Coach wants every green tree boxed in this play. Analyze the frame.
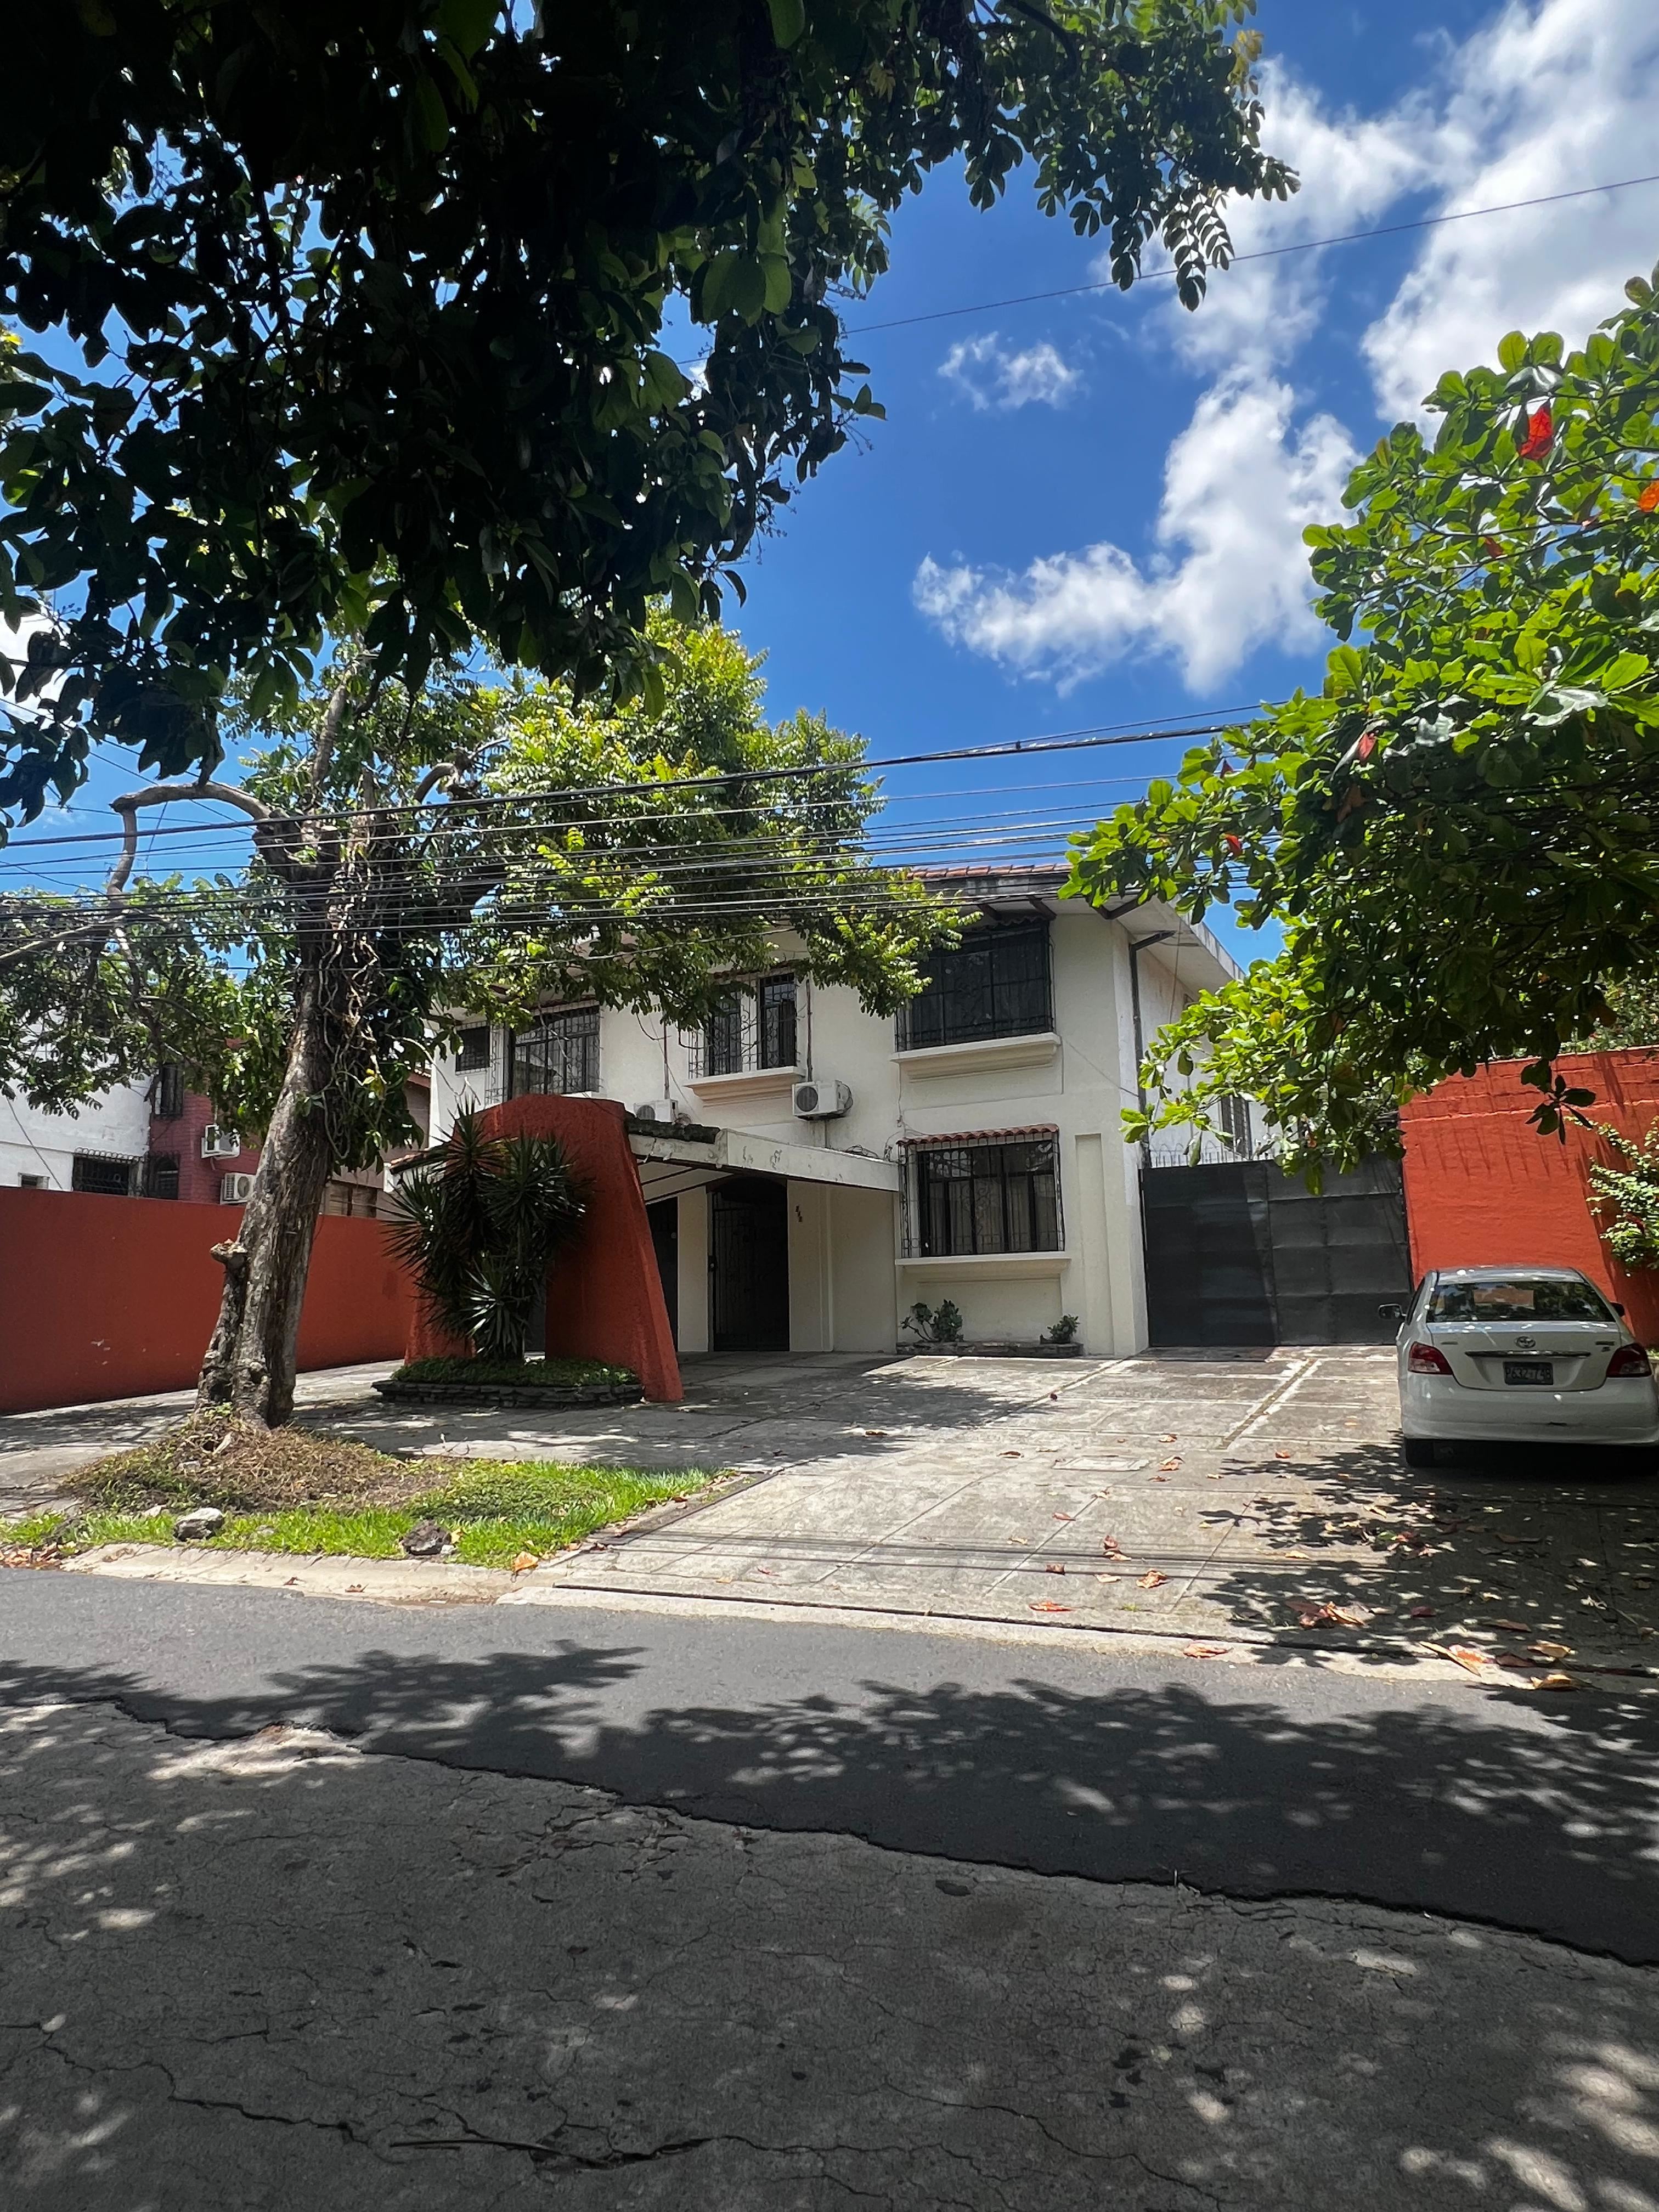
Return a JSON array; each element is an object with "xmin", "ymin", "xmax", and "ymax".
[
  {"xmin": 0, "ymin": 0, "xmax": 1290, "ymax": 802},
  {"xmin": 1, "ymin": 623, "xmax": 945, "ymax": 1423},
  {"xmin": 1069, "ymin": 269, "xmax": 1659, "ymax": 1173}
]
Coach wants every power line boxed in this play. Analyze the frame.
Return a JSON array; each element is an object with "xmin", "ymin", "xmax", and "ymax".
[
  {"xmin": 0, "ymin": 715, "xmax": 1239, "ymax": 857},
  {"xmin": 840, "ymin": 171, "xmax": 1659, "ymax": 338}
]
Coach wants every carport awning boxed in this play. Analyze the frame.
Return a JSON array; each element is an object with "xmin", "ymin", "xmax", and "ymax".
[{"xmin": 630, "ymin": 1126, "xmax": 900, "ymax": 1197}]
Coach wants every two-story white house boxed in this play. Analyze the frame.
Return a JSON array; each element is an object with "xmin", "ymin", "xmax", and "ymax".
[{"xmin": 426, "ymin": 865, "xmax": 1250, "ymax": 1362}]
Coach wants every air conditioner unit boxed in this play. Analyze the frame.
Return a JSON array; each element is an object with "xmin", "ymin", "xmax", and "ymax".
[
  {"xmin": 792, "ymin": 1077, "xmax": 852, "ymax": 1120},
  {"xmin": 201, "ymin": 1124, "xmax": 242, "ymax": 1159},
  {"xmin": 633, "ymin": 1100, "xmax": 675, "ymax": 1125},
  {"xmin": 221, "ymin": 1171, "xmax": 257, "ymax": 1204}
]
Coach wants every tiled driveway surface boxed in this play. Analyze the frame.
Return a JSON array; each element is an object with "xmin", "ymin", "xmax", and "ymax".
[{"xmin": 7, "ymin": 1347, "xmax": 1657, "ymax": 1662}]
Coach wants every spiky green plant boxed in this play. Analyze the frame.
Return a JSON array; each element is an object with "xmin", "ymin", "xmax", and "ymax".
[{"xmin": 386, "ymin": 1110, "xmax": 586, "ymax": 1361}]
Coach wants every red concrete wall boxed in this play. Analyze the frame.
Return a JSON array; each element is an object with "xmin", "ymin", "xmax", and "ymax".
[
  {"xmin": 1401, "ymin": 1049, "xmax": 1659, "ymax": 1343},
  {"xmin": 0, "ymin": 1189, "xmax": 416, "ymax": 1414},
  {"xmin": 404, "ymin": 1095, "xmax": 682, "ymax": 1403}
]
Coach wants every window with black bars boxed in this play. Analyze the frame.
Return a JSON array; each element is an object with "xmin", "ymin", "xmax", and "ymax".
[
  {"xmin": 142, "ymin": 1154, "xmax": 180, "ymax": 1200},
  {"xmin": 72, "ymin": 1154, "xmax": 137, "ymax": 1197},
  {"xmin": 896, "ymin": 919, "xmax": 1052, "ymax": 1051},
  {"xmin": 155, "ymin": 1063, "xmax": 185, "ymax": 1120},
  {"xmin": 454, "ymin": 1025, "xmax": 492, "ymax": 1073},
  {"xmin": 685, "ymin": 973, "xmax": 798, "ymax": 1079},
  {"xmin": 904, "ymin": 1135, "xmax": 1063, "ymax": 1258},
  {"xmin": 511, "ymin": 1007, "xmax": 600, "ymax": 1097}
]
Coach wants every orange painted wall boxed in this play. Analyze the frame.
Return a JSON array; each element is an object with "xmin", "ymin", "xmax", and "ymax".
[
  {"xmin": 1401, "ymin": 1049, "xmax": 1659, "ymax": 1342},
  {"xmin": 404, "ymin": 1094, "xmax": 682, "ymax": 1403},
  {"xmin": 0, "ymin": 1190, "xmax": 417, "ymax": 1414}
]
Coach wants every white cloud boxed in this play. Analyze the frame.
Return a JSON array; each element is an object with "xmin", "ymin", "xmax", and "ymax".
[
  {"xmin": 915, "ymin": 377, "xmax": 1356, "ymax": 692},
  {"xmin": 916, "ymin": 0, "xmax": 1659, "ymax": 693},
  {"xmin": 938, "ymin": 332, "xmax": 1079, "ymax": 410},
  {"xmin": 1362, "ymin": 0, "xmax": 1659, "ymax": 421}
]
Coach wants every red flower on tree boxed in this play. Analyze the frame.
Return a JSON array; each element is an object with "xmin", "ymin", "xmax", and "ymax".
[
  {"xmin": 1356, "ymin": 729, "xmax": 1379, "ymax": 763},
  {"xmin": 1516, "ymin": 404, "xmax": 1554, "ymax": 460},
  {"xmin": 1638, "ymin": 480, "xmax": 1659, "ymax": 513},
  {"xmin": 1224, "ymin": 834, "xmax": 1244, "ymax": 855}
]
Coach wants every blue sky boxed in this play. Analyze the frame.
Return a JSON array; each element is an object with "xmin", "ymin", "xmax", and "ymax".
[
  {"xmin": 14, "ymin": 0, "xmax": 1659, "ymax": 965},
  {"xmin": 716, "ymin": 0, "xmax": 1659, "ymax": 960}
]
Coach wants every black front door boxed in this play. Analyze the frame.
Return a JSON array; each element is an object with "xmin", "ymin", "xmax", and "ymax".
[
  {"xmin": 646, "ymin": 1198, "xmax": 679, "ymax": 1345},
  {"xmin": 709, "ymin": 1179, "xmax": 790, "ymax": 1352}
]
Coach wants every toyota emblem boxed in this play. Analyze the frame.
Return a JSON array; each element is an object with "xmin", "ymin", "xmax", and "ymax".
[{"xmin": 1514, "ymin": 1334, "xmax": 1537, "ymax": 1351}]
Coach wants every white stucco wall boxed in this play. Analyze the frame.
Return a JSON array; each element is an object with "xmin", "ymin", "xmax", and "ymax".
[
  {"xmin": 0, "ymin": 1080, "xmax": 154, "ymax": 1191},
  {"xmin": 423, "ymin": 893, "xmax": 1236, "ymax": 1359}
]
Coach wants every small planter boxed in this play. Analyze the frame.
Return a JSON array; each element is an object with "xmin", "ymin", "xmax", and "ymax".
[
  {"xmin": 373, "ymin": 1379, "xmax": 644, "ymax": 1410},
  {"xmin": 896, "ymin": 1340, "xmax": 1084, "ymax": 1360}
]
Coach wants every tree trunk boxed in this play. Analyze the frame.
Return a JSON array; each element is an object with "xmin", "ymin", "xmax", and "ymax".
[{"xmin": 196, "ymin": 977, "xmax": 338, "ymax": 1427}]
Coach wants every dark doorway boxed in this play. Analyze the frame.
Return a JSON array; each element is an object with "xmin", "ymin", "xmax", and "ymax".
[
  {"xmin": 1142, "ymin": 1156, "xmax": 1412, "ymax": 1346},
  {"xmin": 646, "ymin": 1198, "xmax": 679, "ymax": 1346},
  {"xmin": 709, "ymin": 1178, "xmax": 790, "ymax": 1352}
]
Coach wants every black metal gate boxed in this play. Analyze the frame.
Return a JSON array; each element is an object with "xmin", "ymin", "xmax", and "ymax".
[
  {"xmin": 1142, "ymin": 1157, "xmax": 1412, "ymax": 1347},
  {"xmin": 709, "ymin": 1178, "xmax": 790, "ymax": 1352}
]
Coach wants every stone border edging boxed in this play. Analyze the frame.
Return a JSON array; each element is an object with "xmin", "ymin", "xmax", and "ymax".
[{"xmin": 371, "ymin": 1379, "xmax": 643, "ymax": 1409}]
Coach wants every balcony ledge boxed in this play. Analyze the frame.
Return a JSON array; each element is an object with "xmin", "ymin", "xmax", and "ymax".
[
  {"xmin": 894, "ymin": 1031, "xmax": 1060, "ymax": 1079},
  {"xmin": 687, "ymin": 1065, "xmax": 800, "ymax": 1103},
  {"xmin": 897, "ymin": 1250, "xmax": 1070, "ymax": 1280}
]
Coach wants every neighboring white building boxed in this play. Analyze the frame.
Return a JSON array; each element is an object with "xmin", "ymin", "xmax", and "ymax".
[
  {"xmin": 0, "ymin": 1077, "xmax": 155, "ymax": 1193},
  {"xmin": 426, "ymin": 866, "xmax": 1251, "ymax": 1361}
]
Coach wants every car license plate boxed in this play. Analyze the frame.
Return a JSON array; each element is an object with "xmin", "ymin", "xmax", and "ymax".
[{"xmin": 1504, "ymin": 1361, "xmax": 1553, "ymax": 1386}]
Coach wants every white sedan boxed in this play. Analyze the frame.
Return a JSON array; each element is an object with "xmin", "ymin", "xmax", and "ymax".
[{"xmin": 1383, "ymin": 1266, "xmax": 1659, "ymax": 1467}]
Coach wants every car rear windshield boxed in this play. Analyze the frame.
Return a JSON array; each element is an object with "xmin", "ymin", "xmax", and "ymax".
[{"xmin": 1427, "ymin": 1277, "xmax": 1615, "ymax": 1324}]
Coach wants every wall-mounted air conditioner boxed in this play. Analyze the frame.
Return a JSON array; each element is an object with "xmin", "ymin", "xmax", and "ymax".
[
  {"xmin": 221, "ymin": 1171, "xmax": 257, "ymax": 1204},
  {"xmin": 792, "ymin": 1077, "xmax": 851, "ymax": 1120},
  {"xmin": 201, "ymin": 1124, "xmax": 241, "ymax": 1159},
  {"xmin": 633, "ymin": 1100, "xmax": 675, "ymax": 1125}
]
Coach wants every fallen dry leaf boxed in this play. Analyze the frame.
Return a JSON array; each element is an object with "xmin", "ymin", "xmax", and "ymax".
[
  {"xmin": 1152, "ymin": 1475, "xmax": 1169, "ymax": 1483},
  {"xmin": 1273, "ymin": 1449, "xmax": 1294, "ymax": 1461},
  {"xmin": 1486, "ymin": 1618, "xmax": 1530, "ymax": 1632},
  {"xmin": 344, "ymin": 1583, "xmax": 364, "ymax": 1594},
  {"xmin": 1442, "ymin": 1645, "xmax": 1498, "ymax": 1678},
  {"xmin": 1138, "ymin": 1570, "xmax": 1168, "ymax": 1590},
  {"xmin": 510, "ymin": 1553, "xmax": 539, "ymax": 1574},
  {"xmin": 1002, "ymin": 1451, "xmax": 1022, "ymax": 1458},
  {"xmin": 1029, "ymin": 1599, "xmax": 1073, "ymax": 1614},
  {"xmin": 1408, "ymin": 1605, "xmax": 1437, "ymax": 1620},
  {"xmin": 1053, "ymin": 1512, "xmax": 1074, "ymax": 1522},
  {"xmin": 1101, "ymin": 1538, "xmax": 1125, "ymax": 1559},
  {"xmin": 1161, "ymin": 1434, "xmax": 1178, "ymax": 1443},
  {"xmin": 1528, "ymin": 1672, "xmax": 1582, "ymax": 1692},
  {"xmin": 862, "ymin": 1429, "xmax": 889, "ymax": 1438},
  {"xmin": 1159, "ymin": 1457, "xmax": 1182, "ymax": 1472},
  {"xmin": 1183, "ymin": 1643, "xmax": 1227, "ymax": 1659},
  {"xmin": 1045, "ymin": 1562, "xmax": 1066, "ymax": 1576},
  {"xmin": 1530, "ymin": 1640, "xmax": 1574, "ymax": 1661}
]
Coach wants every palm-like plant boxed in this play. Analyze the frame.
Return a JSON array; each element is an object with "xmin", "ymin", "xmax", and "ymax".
[{"xmin": 386, "ymin": 1110, "xmax": 586, "ymax": 1362}]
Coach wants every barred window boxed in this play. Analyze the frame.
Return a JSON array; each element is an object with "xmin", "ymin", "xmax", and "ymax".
[
  {"xmin": 72, "ymin": 1154, "xmax": 137, "ymax": 1197},
  {"xmin": 156, "ymin": 1062, "xmax": 185, "ymax": 1120},
  {"xmin": 142, "ymin": 1154, "xmax": 180, "ymax": 1200},
  {"xmin": 686, "ymin": 973, "xmax": 798, "ymax": 1079},
  {"xmin": 454, "ymin": 1025, "xmax": 492, "ymax": 1073},
  {"xmin": 907, "ymin": 1135, "xmax": 1062, "ymax": 1257},
  {"xmin": 511, "ymin": 1007, "xmax": 600, "ymax": 1097},
  {"xmin": 897, "ymin": 919, "xmax": 1052, "ymax": 1051}
]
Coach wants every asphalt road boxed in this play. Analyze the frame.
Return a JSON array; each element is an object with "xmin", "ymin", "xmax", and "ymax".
[{"xmin": 4, "ymin": 1567, "xmax": 1657, "ymax": 1963}]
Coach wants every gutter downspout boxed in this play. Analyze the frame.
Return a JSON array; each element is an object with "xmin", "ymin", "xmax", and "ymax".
[{"xmin": 1125, "ymin": 930, "xmax": 1175, "ymax": 1161}]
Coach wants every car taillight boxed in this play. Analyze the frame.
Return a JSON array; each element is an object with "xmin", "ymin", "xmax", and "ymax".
[
  {"xmin": 1607, "ymin": 1343, "xmax": 1653, "ymax": 1378},
  {"xmin": 1408, "ymin": 1341, "xmax": 1453, "ymax": 1375}
]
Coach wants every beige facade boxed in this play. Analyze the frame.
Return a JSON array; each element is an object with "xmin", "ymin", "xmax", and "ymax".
[{"xmin": 427, "ymin": 870, "xmax": 1244, "ymax": 1360}]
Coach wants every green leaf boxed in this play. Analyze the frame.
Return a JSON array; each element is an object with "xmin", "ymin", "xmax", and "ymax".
[
  {"xmin": 766, "ymin": 0, "xmax": 806, "ymax": 48},
  {"xmin": 437, "ymin": 0, "xmax": 496, "ymax": 58},
  {"xmin": 412, "ymin": 75, "xmax": 449, "ymax": 153}
]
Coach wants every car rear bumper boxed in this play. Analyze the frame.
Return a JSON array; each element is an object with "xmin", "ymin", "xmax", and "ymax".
[{"xmin": 1402, "ymin": 1373, "xmax": 1659, "ymax": 1446}]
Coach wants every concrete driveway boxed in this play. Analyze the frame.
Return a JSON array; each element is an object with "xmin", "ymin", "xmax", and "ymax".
[
  {"xmin": 509, "ymin": 1346, "xmax": 1659, "ymax": 1671},
  {"xmin": 6, "ymin": 1347, "xmax": 1657, "ymax": 1667}
]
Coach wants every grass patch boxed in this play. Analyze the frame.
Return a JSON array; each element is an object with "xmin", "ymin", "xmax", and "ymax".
[
  {"xmin": 387, "ymin": 1355, "xmax": 637, "ymax": 1389},
  {"xmin": 16, "ymin": 1416, "xmax": 720, "ymax": 1571}
]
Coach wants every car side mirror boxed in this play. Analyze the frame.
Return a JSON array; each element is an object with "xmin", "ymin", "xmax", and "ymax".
[{"xmin": 1377, "ymin": 1304, "xmax": 1405, "ymax": 1323}]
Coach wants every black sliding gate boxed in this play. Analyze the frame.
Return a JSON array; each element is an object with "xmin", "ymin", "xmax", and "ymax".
[{"xmin": 1142, "ymin": 1156, "xmax": 1412, "ymax": 1347}]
